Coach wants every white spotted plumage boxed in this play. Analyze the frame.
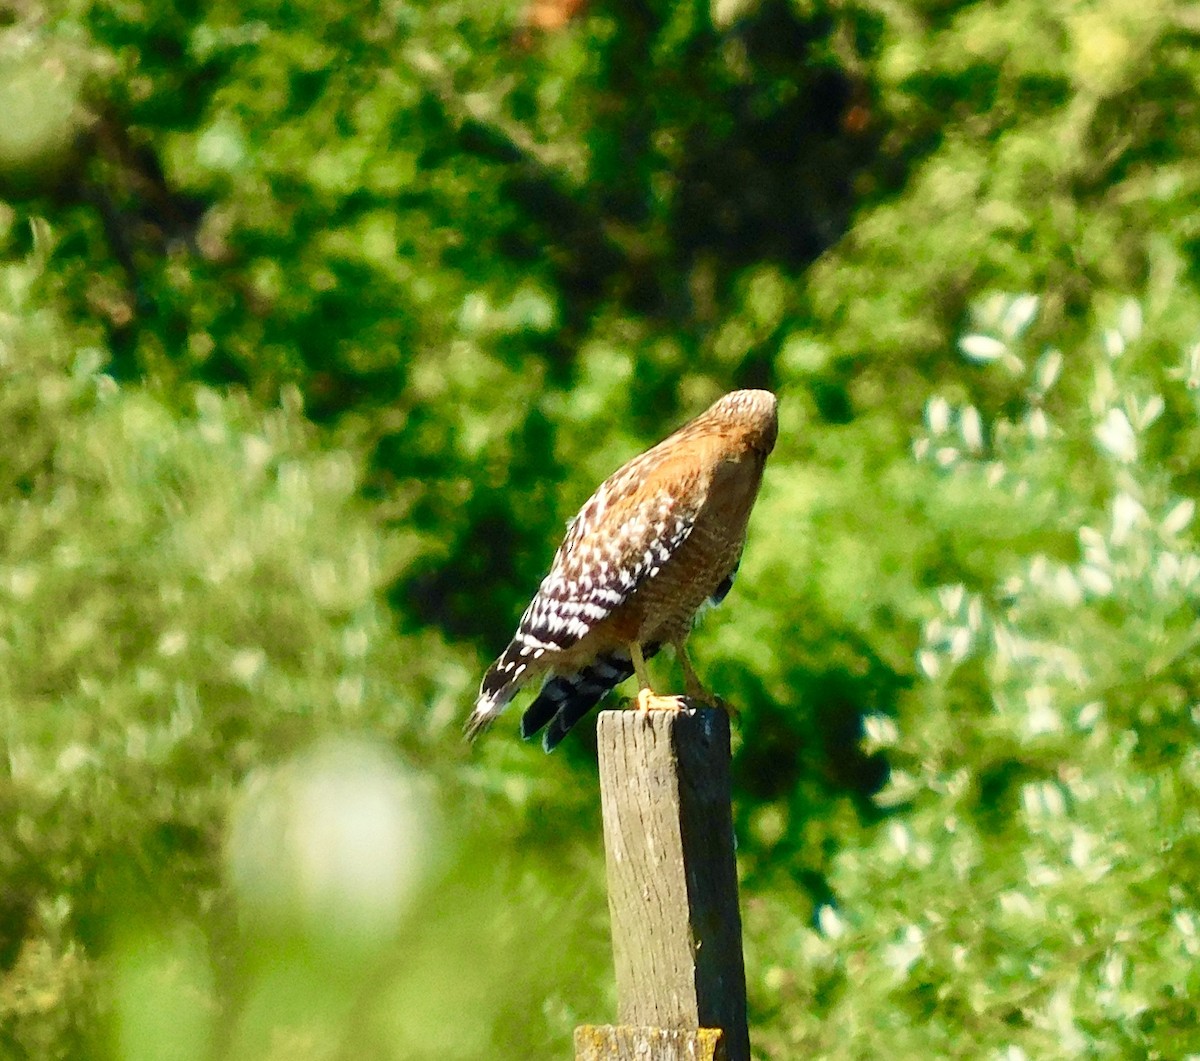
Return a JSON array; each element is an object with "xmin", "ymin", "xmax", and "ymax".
[
  {"xmin": 510, "ymin": 487, "xmax": 696, "ymax": 656},
  {"xmin": 465, "ymin": 388, "xmax": 778, "ymax": 748}
]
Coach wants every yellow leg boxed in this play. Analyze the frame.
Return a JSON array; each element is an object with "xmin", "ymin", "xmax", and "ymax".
[
  {"xmin": 673, "ymin": 639, "xmax": 710, "ymax": 701},
  {"xmin": 629, "ymin": 642, "xmax": 687, "ymax": 713},
  {"xmin": 672, "ymin": 638, "xmax": 739, "ymax": 721}
]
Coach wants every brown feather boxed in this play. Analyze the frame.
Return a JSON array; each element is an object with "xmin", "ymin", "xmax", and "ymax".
[{"xmin": 466, "ymin": 388, "xmax": 778, "ymax": 744}]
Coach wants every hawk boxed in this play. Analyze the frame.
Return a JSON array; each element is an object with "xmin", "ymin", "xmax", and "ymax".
[{"xmin": 465, "ymin": 388, "xmax": 778, "ymax": 750}]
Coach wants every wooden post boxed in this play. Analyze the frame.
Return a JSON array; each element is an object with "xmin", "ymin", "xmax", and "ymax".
[
  {"xmin": 574, "ymin": 1026, "xmax": 726, "ymax": 1060},
  {"xmin": 575, "ymin": 708, "xmax": 750, "ymax": 1061}
]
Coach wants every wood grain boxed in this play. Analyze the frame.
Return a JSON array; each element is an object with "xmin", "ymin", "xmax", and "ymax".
[
  {"xmin": 574, "ymin": 1025, "xmax": 727, "ymax": 1061},
  {"xmin": 594, "ymin": 708, "xmax": 749, "ymax": 1061}
]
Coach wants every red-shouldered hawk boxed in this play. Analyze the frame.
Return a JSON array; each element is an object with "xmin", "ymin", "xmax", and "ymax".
[{"xmin": 465, "ymin": 389, "xmax": 778, "ymax": 750}]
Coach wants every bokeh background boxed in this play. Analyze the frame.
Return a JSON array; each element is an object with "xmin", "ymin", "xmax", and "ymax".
[{"xmin": 4, "ymin": 0, "xmax": 1200, "ymax": 1057}]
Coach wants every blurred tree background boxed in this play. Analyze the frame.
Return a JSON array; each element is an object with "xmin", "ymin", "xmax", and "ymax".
[{"xmin": 4, "ymin": 0, "xmax": 1200, "ymax": 1056}]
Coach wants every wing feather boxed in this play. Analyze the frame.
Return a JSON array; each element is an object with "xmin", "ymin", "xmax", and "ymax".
[
  {"xmin": 513, "ymin": 453, "xmax": 706, "ymax": 654},
  {"xmin": 467, "ymin": 430, "xmax": 713, "ymax": 741}
]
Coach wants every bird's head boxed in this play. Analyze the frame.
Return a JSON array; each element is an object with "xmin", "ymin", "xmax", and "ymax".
[{"xmin": 707, "ymin": 389, "xmax": 779, "ymax": 457}]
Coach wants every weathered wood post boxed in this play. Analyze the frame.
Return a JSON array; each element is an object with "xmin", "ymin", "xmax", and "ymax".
[{"xmin": 574, "ymin": 708, "xmax": 750, "ymax": 1061}]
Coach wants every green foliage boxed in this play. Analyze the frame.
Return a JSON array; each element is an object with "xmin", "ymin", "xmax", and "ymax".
[
  {"xmin": 0, "ymin": 222, "xmax": 474, "ymax": 1057},
  {"xmin": 750, "ymin": 292, "xmax": 1200, "ymax": 1057},
  {"xmin": 3, "ymin": 0, "xmax": 1200, "ymax": 1057}
]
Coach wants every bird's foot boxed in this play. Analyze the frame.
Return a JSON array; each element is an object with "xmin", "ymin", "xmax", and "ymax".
[
  {"xmin": 635, "ymin": 688, "xmax": 689, "ymax": 713},
  {"xmin": 680, "ymin": 682, "xmax": 741, "ymax": 724},
  {"xmin": 709, "ymin": 693, "xmax": 741, "ymax": 724}
]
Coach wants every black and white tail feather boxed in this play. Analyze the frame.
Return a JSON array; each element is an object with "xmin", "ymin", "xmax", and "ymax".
[
  {"xmin": 463, "ymin": 643, "xmax": 533, "ymax": 743},
  {"xmin": 519, "ymin": 643, "xmax": 662, "ymax": 751},
  {"xmin": 464, "ymin": 475, "xmax": 700, "ymax": 747},
  {"xmin": 464, "ymin": 560, "xmax": 737, "ymax": 750},
  {"xmin": 464, "ymin": 644, "xmax": 664, "ymax": 751},
  {"xmin": 462, "ymin": 583, "xmax": 580, "ymax": 744}
]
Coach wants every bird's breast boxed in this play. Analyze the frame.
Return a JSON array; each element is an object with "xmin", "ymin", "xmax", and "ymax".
[{"xmin": 626, "ymin": 461, "xmax": 762, "ymax": 643}]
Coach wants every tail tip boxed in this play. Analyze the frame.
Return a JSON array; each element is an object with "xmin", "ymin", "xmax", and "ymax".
[
  {"xmin": 463, "ymin": 710, "xmax": 491, "ymax": 743},
  {"xmin": 466, "ymin": 664, "xmax": 526, "ymax": 744},
  {"xmin": 464, "ymin": 693, "xmax": 502, "ymax": 743}
]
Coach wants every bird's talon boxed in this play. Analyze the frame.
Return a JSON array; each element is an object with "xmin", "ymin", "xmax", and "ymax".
[
  {"xmin": 635, "ymin": 688, "xmax": 688, "ymax": 713},
  {"xmin": 713, "ymin": 694, "xmax": 741, "ymax": 723}
]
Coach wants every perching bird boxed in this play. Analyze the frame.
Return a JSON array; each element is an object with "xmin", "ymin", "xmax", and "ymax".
[{"xmin": 465, "ymin": 388, "xmax": 778, "ymax": 751}]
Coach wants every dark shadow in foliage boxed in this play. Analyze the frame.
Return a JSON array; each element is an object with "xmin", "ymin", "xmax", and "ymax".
[
  {"xmin": 0, "ymin": 97, "xmax": 208, "ymax": 377},
  {"xmin": 34, "ymin": 0, "xmax": 932, "ymax": 671},
  {"xmin": 0, "ymin": 833, "xmax": 35, "ymax": 973},
  {"xmin": 975, "ymin": 757, "xmax": 1036, "ymax": 832},
  {"xmin": 392, "ymin": 405, "xmax": 563, "ymax": 643},
  {"xmin": 416, "ymin": 0, "xmax": 904, "ymax": 655},
  {"xmin": 403, "ymin": 505, "xmax": 528, "ymax": 639},
  {"xmin": 733, "ymin": 666, "xmax": 901, "ymax": 903},
  {"xmin": 415, "ymin": 0, "xmax": 916, "ymax": 659},
  {"xmin": 735, "ymin": 670, "xmax": 893, "ymax": 808},
  {"xmin": 500, "ymin": 0, "xmax": 892, "ymax": 345},
  {"xmin": 672, "ymin": 7, "xmax": 863, "ymax": 271}
]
